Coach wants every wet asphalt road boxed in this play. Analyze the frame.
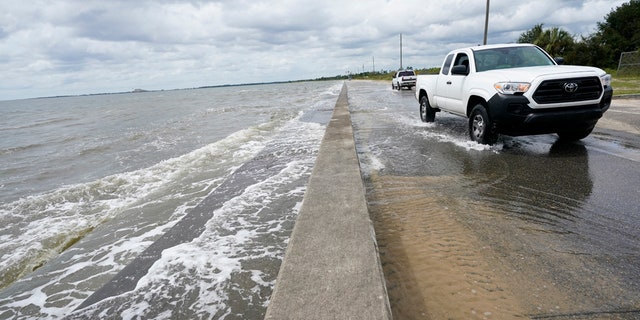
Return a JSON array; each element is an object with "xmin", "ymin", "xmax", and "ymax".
[{"xmin": 347, "ymin": 80, "xmax": 640, "ymax": 319}]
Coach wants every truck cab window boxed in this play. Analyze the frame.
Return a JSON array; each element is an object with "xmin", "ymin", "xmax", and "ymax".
[
  {"xmin": 454, "ymin": 53, "xmax": 469, "ymax": 72},
  {"xmin": 441, "ymin": 54, "xmax": 454, "ymax": 75}
]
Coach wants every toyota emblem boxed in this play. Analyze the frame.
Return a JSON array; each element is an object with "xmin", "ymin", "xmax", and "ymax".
[{"xmin": 564, "ymin": 82, "xmax": 579, "ymax": 93}]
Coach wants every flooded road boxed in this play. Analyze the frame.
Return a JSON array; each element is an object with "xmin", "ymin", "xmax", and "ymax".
[{"xmin": 347, "ymin": 80, "xmax": 640, "ymax": 319}]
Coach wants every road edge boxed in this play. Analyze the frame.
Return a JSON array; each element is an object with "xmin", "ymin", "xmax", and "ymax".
[{"xmin": 264, "ymin": 82, "xmax": 392, "ymax": 319}]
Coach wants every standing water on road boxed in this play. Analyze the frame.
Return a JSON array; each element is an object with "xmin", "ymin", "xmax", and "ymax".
[
  {"xmin": 0, "ymin": 81, "xmax": 342, "ymax": 319},
  {"xmin": 348, "ymin": 80, "xmax": 640, "ymax": 319}
]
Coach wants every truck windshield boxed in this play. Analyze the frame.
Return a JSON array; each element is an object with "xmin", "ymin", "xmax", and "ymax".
[{"xmin": 474, "ymin": 46, "xmax": 555, "ymax": 72}]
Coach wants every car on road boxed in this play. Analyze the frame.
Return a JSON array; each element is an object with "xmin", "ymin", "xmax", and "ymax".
[
  {"xmin": 392, "ymin": 69, "xmax": 417, "ymax": 90},
  {"xmin": 415, "ymin": 44, "xmax": 613, "ymax": 144}
]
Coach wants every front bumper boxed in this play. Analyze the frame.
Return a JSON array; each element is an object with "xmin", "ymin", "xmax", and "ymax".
[{"xmin": 487, "ymin": 86, "xmax": 613, "ymax": 136}]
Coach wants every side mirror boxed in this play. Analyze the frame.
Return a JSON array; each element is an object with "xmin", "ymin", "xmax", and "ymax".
[
  {"xmin": 451, "ymin": 65, "xmax": 469, "ymax": 75},
  {"xmin": 554, "ymin": 57, "xmax": 565, "ymax": 65}
]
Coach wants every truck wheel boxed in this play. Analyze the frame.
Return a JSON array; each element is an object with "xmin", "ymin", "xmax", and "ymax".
[
  {"xmin": 557, "ymin": 127, "xmax": 594, "ymax": 141},
  {"xmin": 420, "ymin": 96, "xmax": 436, "ymax": 122},
  {"xmin": 469, "ymin": 104, "xmax": 498, "ymax": 145}
]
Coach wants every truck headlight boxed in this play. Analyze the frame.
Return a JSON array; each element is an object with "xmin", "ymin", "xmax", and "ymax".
[
  {"xmin": 600, "ymin": 74, "xmax": 612, "ymax": 88},
  {"xmin": 494, "ymin": 82, "xmax": 531, "ymax": 95}
]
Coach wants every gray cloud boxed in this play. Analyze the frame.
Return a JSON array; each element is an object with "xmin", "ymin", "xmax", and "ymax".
[{"xmin": 0, "ymin": 0, "xmax": 628, "ymax": 100}]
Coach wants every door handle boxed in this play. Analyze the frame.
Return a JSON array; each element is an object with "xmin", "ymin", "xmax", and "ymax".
[{"xmin": 446, "ymin": 81, "xmax": 452, "ymax": 85}]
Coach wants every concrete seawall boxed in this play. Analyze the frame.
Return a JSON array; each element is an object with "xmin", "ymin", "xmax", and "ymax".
[
  {"xmin": 265, "ymin": 83, "xmax": 391, "ymax": 319},
  {"xmin": 75, "ymin": 82, "xmax": 390, "ymax": 318}
]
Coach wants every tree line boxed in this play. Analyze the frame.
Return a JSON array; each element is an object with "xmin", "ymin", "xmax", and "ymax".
[
  {"xmin": 518, "ymin": 0, "xmax": 639, "ymax": 69},
  {"xmin": 324, "ymin": 1, "xmax": 639, "ymax": 81}
]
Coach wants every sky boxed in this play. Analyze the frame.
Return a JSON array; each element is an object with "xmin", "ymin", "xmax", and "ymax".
[{"xmin": 0, "ymin": 0, "xmax": 629, "ymax": 100}]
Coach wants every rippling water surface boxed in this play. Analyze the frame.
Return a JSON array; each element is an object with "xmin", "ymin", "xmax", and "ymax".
[
  {"xmin": 0, "ymin": 81, "xmax": 342, "ymax": 319},
  {"xmin": 348, "ymin": 80, "xmax": 640, "ymax": 319}
]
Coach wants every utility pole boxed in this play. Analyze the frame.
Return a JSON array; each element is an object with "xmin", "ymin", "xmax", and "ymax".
[
  {"xmin": 400, "ymin": 33, "xmax": 403, "ymax": 70},
  {"xmin": 372, "ymin": 56, "xmax": 375, "ymax": 73},
  {"xmin": 483, "ymin": 0, "xmax": 490, "ymax": 45}
]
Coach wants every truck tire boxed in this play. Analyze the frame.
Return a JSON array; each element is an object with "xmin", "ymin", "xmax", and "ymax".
[
  {"xmin": 557, "ymin": 127, "xmax": 594, "ymax": 141},
  {"xmin": 469, "ymin": 104, "xmax": 498, "ymax": 145},
  {"xmin": 420, "ymin": 96, "xmax": 436, "ymax": 122}
]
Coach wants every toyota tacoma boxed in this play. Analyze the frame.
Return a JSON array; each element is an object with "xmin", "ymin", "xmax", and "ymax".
[{"xmin": 415, "ymin": 43, "xmax": 613, "ymax": 144}]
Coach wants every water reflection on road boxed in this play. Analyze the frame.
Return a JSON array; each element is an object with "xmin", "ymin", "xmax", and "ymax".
[{"xmin": 347, "ymin": 81, "xmax": 640, "ymax": 319}]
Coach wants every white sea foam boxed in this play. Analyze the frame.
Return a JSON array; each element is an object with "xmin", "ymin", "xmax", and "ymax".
[
  {"xmin": 411, "ymin": 120, "xmax": 501, "ymax": 152},
  {"xmin": 127, "ymin": 158, "xmax": 313, "ymax": 318},
  {"xmin": 67, "ymin": 111, "xmax": 327, "ymax": 319},
  {"xmin": 358, "ymin": 153, "xmax": 386, "ymax": 177},
  {"xmin": 0, "ymin": 122, "xmax": 278, "ymax": 307},
  {"xmin": 0, "ymin": 126, "xmax": 290, "ymax": 316},
  {"xmin": 0, "ymin": 80, "xmax": 340, "ymax": 319}
]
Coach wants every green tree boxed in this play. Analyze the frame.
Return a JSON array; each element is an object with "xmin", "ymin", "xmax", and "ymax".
[
  {"xmin": 518, "ymin": 24, "xmax": 575, "ymax": 57},
  {"xmin": 565, "ymin": 34, "xmax": 615, "ymax": 68},
  {"xmin": 534, "ymin": 27, "xmax": 575, "ymax": 57},
  {"xmin": 518, "ymin": 23, "xmax": 544, "ymax": 43},
  {"xmin": 519, "ymin": 1, "xmax": 640, "ymax": 68},
  {"xmin": 593, "ymin": 0, "xmax": 640, "ymax": 68}
]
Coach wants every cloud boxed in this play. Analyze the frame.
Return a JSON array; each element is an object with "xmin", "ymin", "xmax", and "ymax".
[{"xmin": 0, "ymin": 0, "xmax": 629, "ymax": 100}]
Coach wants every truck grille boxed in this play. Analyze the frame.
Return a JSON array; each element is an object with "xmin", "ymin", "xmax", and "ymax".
[{"xmin": 532, "ymin": 77, "xmax": 602, "ymax": 104}]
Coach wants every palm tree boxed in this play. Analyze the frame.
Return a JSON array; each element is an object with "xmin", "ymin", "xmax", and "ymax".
[
  {"xmin": 518, "ymin": 23, "xmax": 544, "ymax": 43},
  {"xmin": 534, "ymin": 27, "xmax": 575, "ymax": 57}
]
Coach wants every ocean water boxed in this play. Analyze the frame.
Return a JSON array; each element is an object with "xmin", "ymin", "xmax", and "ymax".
[{"xmin": 0, "ymin": 81, "xmax": 343, "ymax": 319}]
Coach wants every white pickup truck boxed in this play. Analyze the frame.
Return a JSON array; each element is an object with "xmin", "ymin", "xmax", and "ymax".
[
  {"xmin": 415, "ymin": 43, "xmax": 613, "ymax": 144},
  {"xmin": 392, "ymin": 69, "xmax": 417, "ymax": 90}
]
